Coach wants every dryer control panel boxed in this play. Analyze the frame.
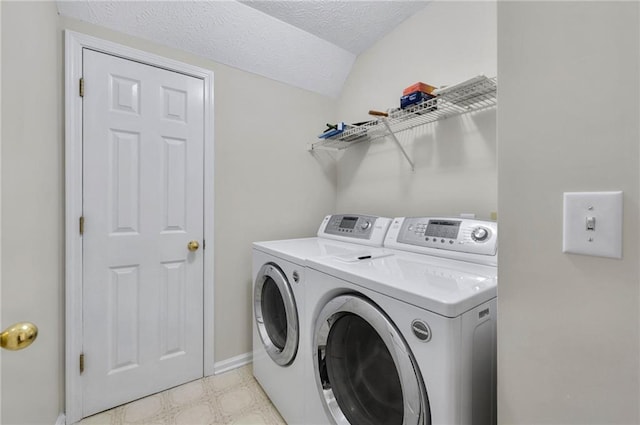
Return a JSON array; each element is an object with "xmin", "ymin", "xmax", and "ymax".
[
  {"xmin": 318, "ymin": 214, "xmax": 392, "ymax": 247},
  {"xmin": 385, "ymin": 217, "xmax": 498, "ymax": 266}
]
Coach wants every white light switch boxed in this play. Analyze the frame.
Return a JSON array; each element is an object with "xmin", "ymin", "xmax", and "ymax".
[{"xmin": 562, "ymin": 191, "xmax": 623, "ymax": 259}]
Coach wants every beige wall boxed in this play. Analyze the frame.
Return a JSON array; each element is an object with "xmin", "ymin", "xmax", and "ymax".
[
  {"xmin": 1, "ymin": 2, "xmax": 336, "ymax": 423},
  {"xmin": 497, "ymin": 2, "xmax": 640, "ymax": 423},
  {"xmin": 334, "ymin": 1, "xmax": 498, "ymax": 219}
]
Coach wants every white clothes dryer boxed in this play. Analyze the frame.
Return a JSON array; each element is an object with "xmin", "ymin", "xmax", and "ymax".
[
  {"xmin": 304, "ymin": 217, "xmax": 498, "ymax": 425},
  {"xmin": 252, "ymin": 214, "xmax": 392, "ymax": 424}
]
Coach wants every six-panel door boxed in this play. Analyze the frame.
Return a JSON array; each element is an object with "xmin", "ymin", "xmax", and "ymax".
[{"xmin": 82, "ymin": 49, "xmax": 205, "ymax": 417}]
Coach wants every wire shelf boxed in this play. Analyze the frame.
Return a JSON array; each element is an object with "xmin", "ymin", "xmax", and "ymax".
[{"xmin": 310, "ymin": 76, "xmax": 497, "ymax": 152}]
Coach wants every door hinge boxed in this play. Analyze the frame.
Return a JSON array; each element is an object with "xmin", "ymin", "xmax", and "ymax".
[
  {"xmin": 79, "ymin": 216, "xmax": 85, "ymax": 235},
  {"xmin": 203, "ymin": 239, "xmax": 206, "ymax": 250},
  {"xmin": 79, "ymin": 353, "xmax": 85, "ymax": 374},
  {"xmin": 79, "ymin": 78, "xmax": 85, "ymax": 97}
]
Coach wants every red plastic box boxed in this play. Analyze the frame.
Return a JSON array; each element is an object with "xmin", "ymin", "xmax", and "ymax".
[{"xmin": 403, "ymin": 82, "xmax": 437, "ymax": 96}]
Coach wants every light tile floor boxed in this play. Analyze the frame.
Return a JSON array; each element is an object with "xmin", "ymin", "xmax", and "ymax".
[{"xmin": 78, "ymin": 365, "xmax": 286, "ymax": 425}]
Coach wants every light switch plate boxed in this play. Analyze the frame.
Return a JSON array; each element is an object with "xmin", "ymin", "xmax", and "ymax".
[{"xmin": 562, "ymin": 191, "xmax": 623, "ymax": 259}]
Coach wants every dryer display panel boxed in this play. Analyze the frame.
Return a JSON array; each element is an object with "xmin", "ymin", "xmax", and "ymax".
[
  {"xmin": 394, "ymin": 217, "xmax": 497, "ymax": 258},
  {"xmin": 324, "ymin": 214, "xmax": 376, "ymax": 240},
  {"xmin": 339, "ymin": 216, "xmax": 358, "ymax": 229},
  {"xmin": 425, "ymin": 220, "xmax": 461, "ymax": 239}
]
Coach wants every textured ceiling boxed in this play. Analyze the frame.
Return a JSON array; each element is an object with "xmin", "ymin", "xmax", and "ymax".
[
  {"xmin": 239, "ymin": 1, "xmax": 429, "ymax": 55},
  {"xmin": 57, "ymin": 1, "xmax": 430, "ymax": 97}
]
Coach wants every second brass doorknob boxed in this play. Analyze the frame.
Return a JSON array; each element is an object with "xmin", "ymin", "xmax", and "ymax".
[
  {"xmin": 187, "ymin": 240, "xmax": 200, "ymax": 252},
  {"xmin": 1, "ymin": 322, "xmax": 38, "ymax": 351}
]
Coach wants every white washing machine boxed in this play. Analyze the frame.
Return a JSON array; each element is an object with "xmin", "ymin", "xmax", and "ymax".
[
  {"xmin": 252, "ymin": 214, "xmax": 392, "ymax": 425},
  {"xmin": 304, "ymin": 217, "xmax": 498, "ymax": 425}
]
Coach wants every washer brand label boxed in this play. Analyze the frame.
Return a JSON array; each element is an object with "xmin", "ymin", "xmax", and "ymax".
[{"xmin": 411, "ymin": 320, "xmax": 431, "ymax": 342}]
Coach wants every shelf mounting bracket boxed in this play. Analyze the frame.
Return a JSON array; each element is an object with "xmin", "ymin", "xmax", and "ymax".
[{"xmin": 380, "ymin": 119, "xmax": 415, "ymax": 171}]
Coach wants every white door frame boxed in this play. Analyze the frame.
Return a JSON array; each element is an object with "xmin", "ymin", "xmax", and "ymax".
[{"xmin": 64, "ymin": 30, "xmax": 215, "ymax": 424}]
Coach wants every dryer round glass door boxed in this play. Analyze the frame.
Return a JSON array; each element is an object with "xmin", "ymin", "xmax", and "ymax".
[
  {"xmin": 254, "ymin": 263, "xmax": 299, "ymax": 366},
  {"xmin": 313, "ymin": 294, "xmax": 430, "ymax": 425}
]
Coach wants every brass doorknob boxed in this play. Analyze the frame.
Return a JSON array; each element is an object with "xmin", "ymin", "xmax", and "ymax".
[
  {"xmin": 1, "ymin": 322, "xmax": 38, "ymax": 351},
  {"xmin": 187, "ymin": 240, "xmax": 200, "ymax": 252}
]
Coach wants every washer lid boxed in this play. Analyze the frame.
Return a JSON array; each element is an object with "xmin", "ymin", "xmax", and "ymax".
[
  {"xmin": 306, "ymin": 249, "xmax": 497, "ymax": 318},
  {"xmin": 253, "ymin": 237, "xmax": 367, "ymax": 265}
]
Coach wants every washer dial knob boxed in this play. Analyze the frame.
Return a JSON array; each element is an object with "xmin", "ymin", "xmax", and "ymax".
[
  {"xmin": 360, "ymin": 220, "xmax": 371, "ymax": 231},
  {"xmin": 471, "ymin": 227, "xmax": 490, "ymax": 242}
]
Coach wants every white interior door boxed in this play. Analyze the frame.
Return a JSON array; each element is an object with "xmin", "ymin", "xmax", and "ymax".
[{"xmin": 82, "ymin": 49, "xmax": 205, "ymax": 417}]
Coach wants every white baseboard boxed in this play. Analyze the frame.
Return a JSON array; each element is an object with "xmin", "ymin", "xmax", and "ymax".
[
  {"xmin": 213, "ymin": 351, "xmax": 252, "ymax": 375},
  {"xmin": 55, "ymin": 413, "xmax": 66, "ymax": 425}
]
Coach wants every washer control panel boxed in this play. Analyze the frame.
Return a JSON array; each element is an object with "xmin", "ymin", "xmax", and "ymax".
[
  {"xmin": 385, "ymin": 217, "xmax": 497, "ymax": 265},
  {"xmin": 318, "ymin": 214, "xmax": 392, "ymax": 246}
]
